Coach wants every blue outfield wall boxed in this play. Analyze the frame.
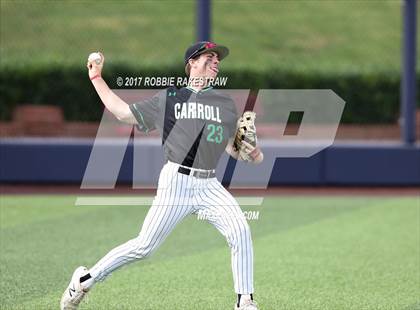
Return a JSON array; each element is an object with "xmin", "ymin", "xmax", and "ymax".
[{"xmin": 1, "ymin": 138, "xmax": 419, "ymax": 186}]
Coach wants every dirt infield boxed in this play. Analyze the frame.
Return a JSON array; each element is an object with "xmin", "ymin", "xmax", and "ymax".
[{"xmin": 1, "ymin": 184, "xmax": 418, "ymax": 196}]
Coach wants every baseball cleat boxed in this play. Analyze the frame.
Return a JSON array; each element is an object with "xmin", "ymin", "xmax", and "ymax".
[
  {"xmin": 60, "ymin": 266, "xmax": 89, "ymax": 310},
  {"xmin": 235, "ymin": 300, "xmax": 259, "ymax": 310}
]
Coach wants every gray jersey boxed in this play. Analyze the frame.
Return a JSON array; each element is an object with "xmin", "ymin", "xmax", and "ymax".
[{"xmin": 129, "ymin": 86, "xmax": 238, "ymax": 170}]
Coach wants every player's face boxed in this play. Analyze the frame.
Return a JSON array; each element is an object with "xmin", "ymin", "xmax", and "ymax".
[{"xmin": 192, "ymin": 52, "xmax": 220, "ymax": 79}]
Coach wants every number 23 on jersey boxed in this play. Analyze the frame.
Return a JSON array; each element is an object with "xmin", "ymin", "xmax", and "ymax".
[{"xmin": 206, "ymin": 124, "xmax": 224, "ymax": 144}]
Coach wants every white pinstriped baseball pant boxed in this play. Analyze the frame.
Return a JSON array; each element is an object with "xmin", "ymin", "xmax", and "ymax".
[{"xmin": 89, "ymin": 161, "xmax": 254, "ymax": 294}]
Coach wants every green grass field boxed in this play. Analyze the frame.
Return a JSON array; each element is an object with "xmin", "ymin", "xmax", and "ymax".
[
  {"xmin": 0, "ymin": 0, "xmax": 410, "ymax": 74},
  {"xmin": 0, "ymin": 195, "xmax": 419, "ymax": 309}
]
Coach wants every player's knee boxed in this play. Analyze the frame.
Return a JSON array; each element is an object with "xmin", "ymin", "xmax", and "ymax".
[
  {"xmin": 130, "ymin": 237, "xmax": 155, "ymax": 259},
  {"xmin": 228, "ymin": 220, "xmax": 251, "ymax": 246},
  {"xmin": 237, "ymin": 220, "xmax": 251, "ymax": 239}
]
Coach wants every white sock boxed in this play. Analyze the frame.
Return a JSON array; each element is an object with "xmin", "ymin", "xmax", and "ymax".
[{"xmin": 239, "ymin": 294, "xmax": 251, "ymax": 306}]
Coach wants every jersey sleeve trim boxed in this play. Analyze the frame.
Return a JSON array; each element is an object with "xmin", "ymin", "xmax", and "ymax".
[{"xmin": 129, "ymin": 104, "xmax": 150, "ymax": 133}]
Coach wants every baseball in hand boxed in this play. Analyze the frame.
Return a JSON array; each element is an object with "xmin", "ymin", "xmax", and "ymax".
[{"xmin": 88, "ymin": 52, "xmax": 102, "ymax": 65}]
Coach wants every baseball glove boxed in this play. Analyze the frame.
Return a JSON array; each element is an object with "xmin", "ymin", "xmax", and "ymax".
[{"xmin": 233, "ymin": 111, "xmax": 260, "ymax": 161}]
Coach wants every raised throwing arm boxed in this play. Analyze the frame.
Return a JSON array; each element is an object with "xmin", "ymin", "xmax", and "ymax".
[{"xmin": 87, "ymin": 52, "xmax": 136, "ymax": 124}]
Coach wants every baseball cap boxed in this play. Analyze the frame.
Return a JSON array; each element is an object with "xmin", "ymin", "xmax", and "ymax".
[{"xmin": 184, "ymin": 41, "xmax": 229, "ymax": 75}]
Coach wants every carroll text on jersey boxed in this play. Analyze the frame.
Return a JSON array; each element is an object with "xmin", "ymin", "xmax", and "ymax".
[{"xmin": 174, "ymin": 102, "xmax": 221, "ymax": 123}]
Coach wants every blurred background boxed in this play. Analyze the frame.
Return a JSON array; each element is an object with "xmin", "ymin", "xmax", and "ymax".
[{"xmin": 0, "ymin": 0, "xmax": 419, "ymax": 187}]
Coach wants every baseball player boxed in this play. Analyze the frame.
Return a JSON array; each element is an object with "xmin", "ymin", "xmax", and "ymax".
[{"xmin": 60, "ymin": 41, "xmax": 263, "ymax": 310}]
